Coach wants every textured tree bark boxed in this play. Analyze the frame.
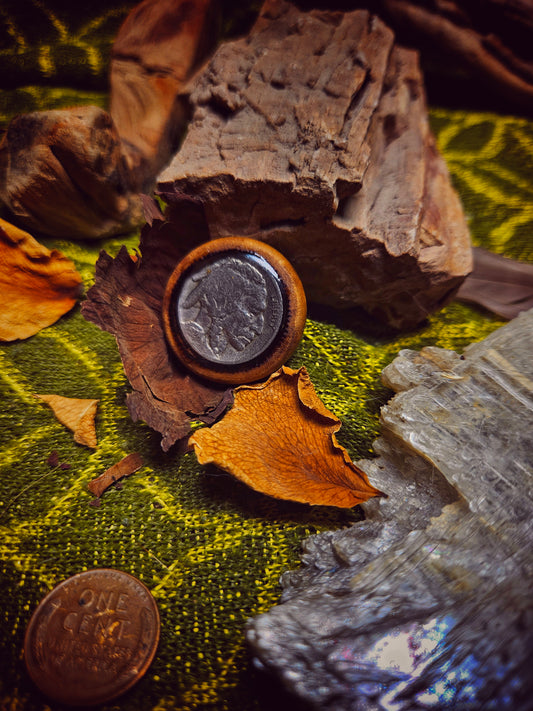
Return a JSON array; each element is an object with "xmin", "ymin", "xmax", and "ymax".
[{"xmin": 158, "ymin": 0, "xmax": 472, "ymax": 330}]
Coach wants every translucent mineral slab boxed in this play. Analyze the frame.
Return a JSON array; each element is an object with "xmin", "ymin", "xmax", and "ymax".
[{"xmin": 247, "ymin": 308, "xmax": 533, "ymax": 710}]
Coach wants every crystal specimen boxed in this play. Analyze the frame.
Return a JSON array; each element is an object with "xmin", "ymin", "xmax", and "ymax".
[{"xmin": 247, "ymin": 308, "xmax": 533, "ymax": 710}]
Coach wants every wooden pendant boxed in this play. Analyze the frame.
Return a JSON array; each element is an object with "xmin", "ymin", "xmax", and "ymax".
[{"xmin": 163, "ymin": 237, "xmax": 306, "ymax": 384}]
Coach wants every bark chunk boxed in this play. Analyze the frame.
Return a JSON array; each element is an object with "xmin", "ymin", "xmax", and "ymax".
[
  {"xmin": 159, "ymin": 0, "xmax": 472, "ymax": 329},
  {"xmin": 0, "ymin": 106, "xmax": 143, "ymax": 240}
]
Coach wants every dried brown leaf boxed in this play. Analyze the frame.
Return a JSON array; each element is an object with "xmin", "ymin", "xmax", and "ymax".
[
  {"xmin": 81, "ymin": 199, "xmax": 232, "ymax": 451},
  {"xmin": 190, "ymin": 366, "xmax": 383, "ymax": 508},
  {"xmin": 35, "ymin": 394, "xmax": 99, "ymax": 448},
  {"xmin": 456, "ymin": 247, "xmax": 533, "ymax": 319},
  {"xmin": 87, "ymin": 453, "xmax": 143, "ymax": 499},
  {"xmin": 0, "ymin": 218, "xmax": 83, "ymax": 341}
]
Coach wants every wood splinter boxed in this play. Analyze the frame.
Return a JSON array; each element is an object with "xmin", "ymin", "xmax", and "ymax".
[{"xmin": 88, "ymin": 453, "xmax": 144, "ymax": 501}]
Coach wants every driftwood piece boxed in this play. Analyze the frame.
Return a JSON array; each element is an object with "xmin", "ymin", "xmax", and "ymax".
[
  {"xmin": 0, "ymin": 1, "xmax": 219, "ymax": 240},
  {"xmin": 0, "ymin": 106, "xmax": 143, "ymax": 240},
  {"xmin": 158, "ymin": 0, "xmax": 472, "ymax": 330},
  {"xmin": 374, "ymin": 0, "xmax": 533, "ymax": 115},
  {"xmin": 110, "ymin": 0, "xmax": 219, "ymax": 190}
]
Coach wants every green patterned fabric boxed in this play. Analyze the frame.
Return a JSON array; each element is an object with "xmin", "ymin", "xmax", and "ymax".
[{"xmin": 0, "ymin": 3, "xmax": 531, "ymax": 710}]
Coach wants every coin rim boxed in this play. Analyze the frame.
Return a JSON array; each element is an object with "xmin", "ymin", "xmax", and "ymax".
[
  {"xmin": 23, "ymin": 568, "xmax": 160, "ymax": 706},
  {"xmin": 162, "ymin": 237, "xmax": 307, "ymax": 385}
]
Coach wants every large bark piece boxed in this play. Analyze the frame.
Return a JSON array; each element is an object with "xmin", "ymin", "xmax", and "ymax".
[{"xmin": 158, "ymin": 0, "xmax": 472, "ymax": 330}]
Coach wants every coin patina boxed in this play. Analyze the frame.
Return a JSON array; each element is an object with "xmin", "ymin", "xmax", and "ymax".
[
  {"xmin": 163, "ymin": 237, "xmax": 307, "ymax": 384},
  {"xmin": 24, "ymin": 568, "xmax": 160, "ymax": 706}
]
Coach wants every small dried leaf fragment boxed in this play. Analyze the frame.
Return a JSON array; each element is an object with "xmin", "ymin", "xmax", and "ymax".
[
  {"xmin": 190, "ymin": 366, "xmax": 383, "ymax": 508},
  {"xmin": 0, "ymin": 219, "xmax": 83, "ymax": 341},
  {"xmin": 88, "ymin": 453, "xmax": 143, "ymax": 499},
  {"xmin": 35, "ymin": 394, "xmax": 99, "ymax": 448},
  {"xmin": 47, "ymin": 451, "xmax": 60, "ymax": 468}
]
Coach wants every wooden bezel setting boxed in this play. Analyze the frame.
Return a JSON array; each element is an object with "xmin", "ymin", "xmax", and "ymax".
[{"xmin": 162, "ymin": 237, "xmax": 306, "ymax": 385}]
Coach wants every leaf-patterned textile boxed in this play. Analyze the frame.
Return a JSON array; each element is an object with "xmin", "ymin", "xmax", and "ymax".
[{"xmin": 0, "ymin": 2, "xmax": 531, "ymax": 709}]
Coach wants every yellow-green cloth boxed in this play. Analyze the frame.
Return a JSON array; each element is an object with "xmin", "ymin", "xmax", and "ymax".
[{"xmin": 1, "ymin": 3, "xmax": 532, "ymax": 710}]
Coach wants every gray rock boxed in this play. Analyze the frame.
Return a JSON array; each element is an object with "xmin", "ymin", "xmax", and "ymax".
[{"xmin": 247, "ymin": 309, "xmax": 533, "ymax": 710}]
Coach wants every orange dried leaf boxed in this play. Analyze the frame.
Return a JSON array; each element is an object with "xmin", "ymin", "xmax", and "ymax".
[
  {"xmin": 190, "ymin": 366, "xmax": 383, "ymax": 508},
  {"xmin": 35, "ymin": 394, "xmax": 99, "ymax": 448},
  {"xmin": 87, "ymin": 453, "xmax": 143, "ymax": 499},
  {"xmin": 0, "ymin": 218, "xmax": 82, "ymax": 341}
]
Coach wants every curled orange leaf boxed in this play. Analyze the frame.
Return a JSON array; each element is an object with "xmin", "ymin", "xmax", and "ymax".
[
  {"xmin": 0, "ymin": 218, "xmax": 82, "ymax": 341},
  {"xmin": 190, "ymin": 366, "xmax": 383, "ymax": 508}
]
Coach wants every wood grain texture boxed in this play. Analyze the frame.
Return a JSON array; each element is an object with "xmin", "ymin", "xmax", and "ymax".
[
  {"xmin": 110, "ymin": 0, "xmax": 219, "ymax": 190},
  {"xmin": 379, "ymin": 0, "xmax": 533, "ymax": 115},
  {"xmin": 0, "ymin": 106, "xmax": 143, "ymax": 240}
]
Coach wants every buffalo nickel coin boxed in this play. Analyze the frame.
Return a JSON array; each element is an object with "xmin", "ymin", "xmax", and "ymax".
[
  {"xmin": 176, "ymin": 252, "xmax": 284, "ymax": 365},
  {"xmin": 163, "ymin": 237, "xmax": 307, "ymax": 384}
]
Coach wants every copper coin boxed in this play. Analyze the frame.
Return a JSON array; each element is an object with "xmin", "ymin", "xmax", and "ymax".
[
  {"xmin": 24, "ymin": 569, "xmax": 160, "ymax": 706},
  {"xmin": 163, "ymin": 237, "xmax": 307, "ymax": 384}
]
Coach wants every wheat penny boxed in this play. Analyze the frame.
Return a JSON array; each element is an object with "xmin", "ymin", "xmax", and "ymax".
[{"xmin": 24, "ymin": 568, "xmax": 159, "ymax": 706}]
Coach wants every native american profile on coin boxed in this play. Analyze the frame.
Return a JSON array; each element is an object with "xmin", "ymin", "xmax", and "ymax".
[
  {"xmin": 164, "ymin": 238, "xmax": 303, "ymax": 382},
  {"xmin": 179, "ymin": 257, "xmax": 270, "ymax": 359}
]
